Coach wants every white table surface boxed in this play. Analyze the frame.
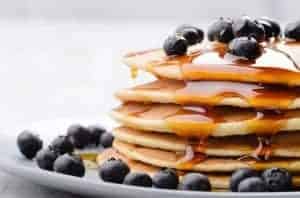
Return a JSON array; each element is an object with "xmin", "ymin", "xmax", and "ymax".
[{"xmin": 0, "ymin": 19, "xmax": 184, "ymax": 197}]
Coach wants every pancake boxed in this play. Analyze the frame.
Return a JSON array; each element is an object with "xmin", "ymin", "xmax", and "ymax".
[
  {"xmin": 114, "ymin": 127, "xmax": 300, "ymax": 158},
  {"xmin": 97, "ymin": 148, "xmax": 300, "ymax": 189},
  {"xmin": 112, "ymin": 102, "xmax": 300, "ymax": 137},
  {"xmin": 123, "ymin": 42, "xmax": 300, "ymax": 86},
  {"xmin": 113, "ymin": 140, "xmax": 300, "ymax": 173},
  {"xmin": 116, "ymin": 79, "xmax": 300, "ymax": 109}
]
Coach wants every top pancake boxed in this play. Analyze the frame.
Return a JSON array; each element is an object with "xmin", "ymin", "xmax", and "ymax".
[{"xmin": 123, "ymin": 42, "xmax": 300, "ymax": 86}]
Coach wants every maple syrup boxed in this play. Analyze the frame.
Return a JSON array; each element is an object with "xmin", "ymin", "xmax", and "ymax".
[
  {"xmin": 114, "ymin": 103, "xmax": 300, "ymax": 138},
  {"xmin": 130, "ymin": 79, "xmax": 300, "ymax": 109},
  {"xmin": 176, "ymin": 153, "xmax": 207, "ymax": 170},
  {"xmin": 176, "ymin": 81, "xmax": 300, "ymax": 109},
  {"xmin": 125, "ymin": 42, "xmax": 300, "ymax": 85}
]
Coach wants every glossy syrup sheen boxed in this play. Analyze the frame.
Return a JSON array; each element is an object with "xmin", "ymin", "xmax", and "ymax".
[
  {"xmin": 177, "ymin": 81, "xmax": 300, "ymax": 109},
  {"xmin": 133, "ymin": 79, "xmax": 300, "ymax": 109},
  {"xmin": 126, "ymin": 42, "xmax": 300, "ymax": 85},
  {"xmin": 176, "ymin": 153, "xmax": 207, "ymax": 169},
  {"xmin": 182, "ymin": 45, "xmax": 300, "ymax": 84},
  {"xmin": 115, "ymin": 103, "xmax": 300, "ymax": 137}
]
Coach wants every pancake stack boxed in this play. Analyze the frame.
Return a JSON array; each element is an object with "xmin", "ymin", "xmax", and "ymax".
[{"xmin": 101, "ymin": 31, "xmax": 300, "ymax": 190}]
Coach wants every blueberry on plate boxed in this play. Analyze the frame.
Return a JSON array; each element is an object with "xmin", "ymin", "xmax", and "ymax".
[
  {"xmin": 228, "ymin": 37, "xmax": 262, "ymax": 60},
  {"xmin": 179, "ymin": 173, "xmax": 211, "ymax": 191},
  {"xmin": 17, "ymin": 130, "xmax": 43, "ymax": 159},
  {"xmin": 87, "ymin": 125, "xmax": 106, "ymax": 146},
  {"xmin": 230, "ymin": 168, "xmax": 259, "ymax": 192},
  {"xmin": 232, "ymin": 16, "xmax": 265, "ymax": 42},
  {"xmin": 258, "ymin": 17, "xmax": 281, "ymax": 38},
  {"xmin": 123, "ymin": 172, "xmax": 153, "ymax": 187},
  {"xmin": 163, "ymin": 35, "xmax": 188, "ymax": 56},
  {"xmin": 207, "ymin": 17, "xmax": 234, "ymax": 43},
  {"xmin": 53, "ymin": 153, "xmax": 85, "ymax": 177},
  {"xmin": 36, "ymin": 148, "xmax": 58, "ymax": 171},
  {"xmin": 50, "ymin": 135, "xmax": 74, "ymax": 155},
  {"xmin": 175, "ymin": 24, "xmax": 204, "ymax": 45},
  {"xmin": 99, "ymin": 158, "xmax": 130, "ymax": 183},
  {"xmin": 152, "ymin": 168, "xmax": 179, "ymax": 189},
  {"xmin": 100, "ymin": 132, "xmax": 114, "ymax": 148},
  {"xmin": 285, "ymin": 20, "xmax": 300, "ymax": 41},
  {"xmin": 262, "ymin": 168, "xmax": 293, "ymax": 192},
  {"xmin": 67, "ymin": 124, "xmax": 91, "ymax": 149},
  {"xmin": 238, "ymin": 177, "xmax": 268, "ymax": 192}
]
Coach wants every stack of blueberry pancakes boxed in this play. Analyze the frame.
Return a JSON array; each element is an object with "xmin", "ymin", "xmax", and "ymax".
[{"xmin": 99, "ymin": 17, "xmax": 300, "ymax": 191}]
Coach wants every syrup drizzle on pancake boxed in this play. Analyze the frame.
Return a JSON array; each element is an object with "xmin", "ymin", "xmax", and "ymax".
[
  {"xmin": 131, "ymin": 79, "xmax": 300, "ymax": 109},
  {"xmin": 114, "ymin": 103, "xmax": 300, "ymax": 137},
  {"xmin": 252, "ymin": 136, "xmax": 273, "ymax": 160},
  {"xmin": 177, "ymin": 81, "xmax": 300, "ymax": 109}
]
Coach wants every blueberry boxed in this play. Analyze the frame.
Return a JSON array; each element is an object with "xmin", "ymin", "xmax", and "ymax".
[
  {"xmin": 230, "ymin": 168, "xmax": 259, "ymax": 192},
  {"xmin": 232, "ymin": 16, "xmax": 265, "ymax": 42},
  {"xmin": 36, "ymin": 148, "xmax": 58, "ymax": 171},
  {"xmin": 50, "ymin": 136, "xmax": 74, "ymax": 155},
  {"xmin": 163, "ymin": 35, "xmax": 188, "ymax": 56},
  {"xmin": 175, "ymin": 25, "xmax": 204, "ymax": 45},
  {"xmin": 123, "ymin": 172, "xmax": 153, "ymax": 187},
  {"xmin": 179, "ymin": 173, "xmax": 211, "ymax": 191},
  {"xmin": 17, "ymin": 130, "xmax": 43, "ymax": 159},
  {"xmin": 238, "ymin": 177, "xmax": 268, "ymax": 192},
  {"xmin": 256, "ymin": 19, "xmax": 274, "ymax": 40},
  {"xmin": 258, "ymin": 17, "xmax": 281, "ymax": 38},
  {"xmin": 53, "ymin": 153, "xmax": 85, "ymax": 177},
  {"xmin": 100, "ymin": 132, "xmax": 114, "ymax": 148},
  {"xmin": 176, "ymin": 25, "xmax": 204, "ymax": 40},
  {"xmin": 67, "ymin": 124, "xmax": 90, "ymax": 149},
  {"xmin": 207, "ymin": 18, "xmax": 234, "ymax": 43},
  {"xmin": 87, "ymin": 125, "xmax": 106, "ymax": 146},
  {"xmin": 262, "ymin": 168, "xmax": 292, "ymax": 192},
  {"xmin": 228, "ymin": 37, "xmax": 262, "ymax": 60},
  {"xmin": 152, "ymin": 168, "xmax": 179, "ymax": 189},
  {"xmin": 285, "ymin": 20, "xmax": 300, "ymax": 41},
  {"xmin": 99, "ymin": 158, "xmax": 130, "ymax": 183}
]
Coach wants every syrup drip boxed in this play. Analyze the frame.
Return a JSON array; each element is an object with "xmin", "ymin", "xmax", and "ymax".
[
  {"xmin": 176, "ymin": 153, "xmax": 207, "ymax": 170},
  {"xmin": 252, "ymin": 136, "xmax": 273, "ymax": 160},
  {"xmin": 130, "ymin": 66, "xmax": 138, "ymax": 79},
  {"xmin": 176, "ymin": 145, "xmax": 194, "ymax": 164},
  {"xmin": 192, "ymin": 138, "xmax": 208, "ymax": 153}
]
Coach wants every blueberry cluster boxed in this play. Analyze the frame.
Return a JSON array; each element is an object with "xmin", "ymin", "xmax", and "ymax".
[
  {"xmin": 230, "ymin": 168, "xmax": 293, "ymax": 192},
  {"xmin": 17, "ymin": 124, "xmax": 113, "ymax": 177},
  {"xmin": 99, "ymin": 158, "xmax": 211, "ymax": 191},
  {"xmin": 163, "ymin": 16, "xmax": 300, "ymax": 61},
  {"xmin": 98, "ymin": 157, "xmax": 295, "ymax": 192}
]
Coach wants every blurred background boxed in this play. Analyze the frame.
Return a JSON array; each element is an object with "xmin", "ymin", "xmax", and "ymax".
[{"xmin": 0, "ymin": 0, "xmax": 299, "ymax": 130}]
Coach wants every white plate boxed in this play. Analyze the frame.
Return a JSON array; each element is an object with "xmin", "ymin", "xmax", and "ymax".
[{"xmin": 1, "ymin": 116, "xmax": 300, "ymax": 198}]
